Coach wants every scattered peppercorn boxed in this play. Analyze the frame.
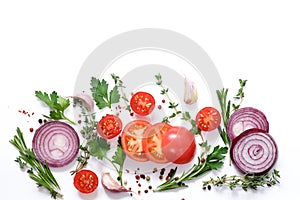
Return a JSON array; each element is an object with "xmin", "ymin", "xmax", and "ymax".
[
  {"xmin": 29, "ymin": 128, "xmax": 34, "ymax": 132},
  {"xmin": 207, "ymin": 185, "xmax": 211, "ymax": 190},
  {"xmin": 146, "ymin": 176, "xmax": 150, "ymax": 181},
  {"xmin": 162, "ymin": 99, "xmax": 166, "ymax": 103},
  {"xmin": 140, "ymin": 174, "xmax": 146, "ymax": 179},
  {"xmin": 38, "ymin": 119, "xmax": 43, "ymax": 124},
  {"xmin": 144, "ymin": 189, "xmax": 148, "ymax": 193}
]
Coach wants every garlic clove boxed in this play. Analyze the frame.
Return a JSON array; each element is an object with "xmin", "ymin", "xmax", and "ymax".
[{"xmin": 184, "ymin": 77, "xmax": 198, "ymax": 105}]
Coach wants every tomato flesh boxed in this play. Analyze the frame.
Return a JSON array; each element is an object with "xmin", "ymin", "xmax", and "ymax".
[
  {"xmin": 97, "ymin": 114, "xmax": 122, "ymax": 139},
  {"xmin": 73, "ymin": 170, "xmax": 98, "ymax": 194},
  {"xmin": 143, "ymin": 123, "xmax": 171, "ymax": 164},
  {"xmin": 162, "ymin": 126, "xmax": 196, "ymax": 164},
  {"xmin": 130, "ymin": 92, "xmax": 155, "ymax": 116},
  {"xmin": 121, "ymin": 120, "xmax": 151, "ymax": 162},
  {"xmin": 196, "ymin": 107, "xmax": 221, "ymax": 131}
]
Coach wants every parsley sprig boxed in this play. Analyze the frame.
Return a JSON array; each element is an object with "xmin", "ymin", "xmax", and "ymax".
[
  {"xmin": 88, "ymin": 137, "xmax": 126, "ymax": 186},
  {"xmin": 90, "ymin": 77, "xmax": 120, "ymax": 109},
  {"xmin": 10, "ymin": 128, "xmax": 62, "ymax": 199},
  {"xmin": 154, "ymin": 145, "xmax": 228, "ymax": 192},
  {"xmin": 71, "ymin": 99, "xmax": 126, "ymax": 185},
  {"xmin": 35, "ymin": 91, "xmax": 75, "ymax": 124},
  {"xmin": 203, "ymin": 169, "xmax": 280, "ymax": 191}
]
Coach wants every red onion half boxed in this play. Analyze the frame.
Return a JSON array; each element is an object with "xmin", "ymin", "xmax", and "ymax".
[
  {"xmin": 227, "ymin": 107, "xmax": 269, "ymax": 142},
  {"xmin": 230, "ymin": 128, "xmax": 278, "ymax": 175},
  {"xmin": 32, "ymin": 121, "xmax": 80, "ymax": 167}
]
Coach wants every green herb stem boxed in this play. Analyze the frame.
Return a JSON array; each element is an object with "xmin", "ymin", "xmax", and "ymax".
[{"xmin": 10, "ymin": 128, "xmax": 62, "ymax": 199}]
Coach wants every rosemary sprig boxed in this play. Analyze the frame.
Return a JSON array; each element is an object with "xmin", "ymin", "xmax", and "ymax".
[
  {"xmin": 154, "ymin": 145, "xmax": 228, "ymax": 192},
  {"xmin": 216, "ymin": 79, "xmax": 247, "ymax": 146},
  {"xmin": 10, "ymin": 128, "xmax": 62, "ymax": 199},
  {"xmin": 203, "ymin": 169, "xmax": 280, "ymax": 191}
]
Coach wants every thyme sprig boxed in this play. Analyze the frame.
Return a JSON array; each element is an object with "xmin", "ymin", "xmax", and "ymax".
[
  {"xmin": 203, "ymin": 169, "xmax": 280, "ymax": 191},
  {"xmin": 155, "ymin": 73, "xmax": 182, "ymax": 122},
  {"xmin": 70, "ymin": 145, "xmax": 90, "ymax": 175},
  {"xmin": 10, "ymin": 128, "xmax": 62, "ymax": 199},
  {"xmin": 155, "ymin": 74, "xmax": 202, "ymax": 136},
  {"xmin": 111, "ymin": 73, "xmax": 132, "ymax": 114}
]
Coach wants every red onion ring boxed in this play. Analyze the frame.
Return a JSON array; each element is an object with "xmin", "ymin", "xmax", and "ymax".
[
  {"xmin": 32, "ymin": 121, "xmax": 80, "ymax": 167},
  {"xmin": 230, "ymin": 128, "xmax": 278, "ymax": 175},
  {"xmin": 227, "ymin": 107, "xmax": 269, "ymax": 142}
]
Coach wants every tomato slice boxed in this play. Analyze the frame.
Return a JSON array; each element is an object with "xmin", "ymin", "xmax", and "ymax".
[
  {"xmin": 196, "ymin": 107, "xmax": 221, "ymax": 131},
  {"xmin": 130, "ymin": 92, "xmax": 155, "ymax": 116},
  {"xmin": 73, "ymin": 169, "xmax": 98, "ymax": 194},
  {"xmin": 97, "ymin": 114, "xmax": 122, "ymax": 139},
  {"xmin": 121, "ymin": 120, "xmax": 151, "ymax": 162},
  {"xmin": 143, "ymin": 123, "xmax": 171, "ymax": 164},
  {"xmin": 162, "ymin": 126, "xmax": 196, "ymax": 164}
]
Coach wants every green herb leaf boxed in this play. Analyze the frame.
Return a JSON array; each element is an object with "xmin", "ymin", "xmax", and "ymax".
[
  {"xmin": 110, "ymin": 86, "xmax": 121, "ymax": 105},
  {"xmin": 35, "ymin": 91, "xmax": 75, "ymax": 124},
  {"xmin": 87, "ymin": 137, "xmax": 110, "ymax": 160},
  {"xmin": 90, "ymin": 77, "xmax": 120, "ymax": 109},
  {"xmin": 112, "ymin": 145, "xmax": 126, "ymax": 167}
]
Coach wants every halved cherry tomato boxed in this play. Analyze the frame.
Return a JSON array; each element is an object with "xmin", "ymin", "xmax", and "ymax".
[
  {"xmin": 73, "ymin": 169, "xmax": 98, "ymax": 194},
  {"xmin": 196, "ymin": 107, "xmax": 221, "ymax": 131},
  {"xmin": 143, "ymin": 123, "xmax": 171, "ymax": 164},
  {"xmin": 97, "ymin": 114, "xmax": 122, "ymax": 139},
  {"xmin": 121, "ymin": 120, "xmax": 151, "ymax": 162},
  {"xmin": 130, "ymin": 92, "xmax": 155, "ymax": 116},
  {"xmin": 162, "ymin": 126, "xmax": 196, "ymax": 164}
]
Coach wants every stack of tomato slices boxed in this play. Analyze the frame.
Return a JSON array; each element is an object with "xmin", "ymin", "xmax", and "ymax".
[{"xmin": 120, "ymin": 120, "xmax": 196, "ymax": 164}]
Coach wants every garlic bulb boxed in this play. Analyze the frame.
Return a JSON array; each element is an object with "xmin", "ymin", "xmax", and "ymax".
[{"xmin": 184, "ymin": 77, "xmax": 198, "ymax": 104}]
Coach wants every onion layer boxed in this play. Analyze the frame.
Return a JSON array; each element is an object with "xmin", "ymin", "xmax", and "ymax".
[
  {"xmin": 230, "ymin": 128, "xmax": 278, "ymax": 175},
  {"xmin": 32, "ymin": 121, "xmax": 80, "ymax": 167},
  {"xmin": 227, "ymin": 107, "xmax": 269, "ymax": 142}
]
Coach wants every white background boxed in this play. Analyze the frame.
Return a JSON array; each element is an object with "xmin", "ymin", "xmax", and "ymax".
[{"xmin": 1, "ymin": 1, "xmax": 299, "ymax": 200}]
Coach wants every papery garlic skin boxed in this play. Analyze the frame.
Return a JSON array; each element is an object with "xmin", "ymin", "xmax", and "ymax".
[{"xmin": 184, "ymin": 77, "xmax": 198, "ymax": 104}]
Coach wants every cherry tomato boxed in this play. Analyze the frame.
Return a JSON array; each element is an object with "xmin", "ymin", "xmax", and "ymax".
[
  {"xmin": 73, "ymin": 169, "xmax": 98, "ymax": 194},
  {"xmin": 196, "ymin": 107, "xmax": 221, "ymax": 131},
  {"xmin": 143, "ymin": 123, "xmax": 171, "ymax": 164},
  {"xmin": 130, "ymin": 92, "xmax": 155, "ymax": 116},
  {"xmin": 97, "ymin": 114, "xmax": 122, "ymax": 139},
  {"xmin": 121, "ymin": 120, "xmax": 151, "ymax": 162},
  {"xmin": 162, "ymin": 126, "xmax": 196, "ymax": 164}
]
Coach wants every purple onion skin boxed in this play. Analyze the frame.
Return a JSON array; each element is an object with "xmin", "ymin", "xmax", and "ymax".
[
  {"xmin": 230, "ymin": 128, "xmax": 278, "ymax": 175},
  {"xmin": 227, "ymin": 107, "xmax": 269, "ymax": 142},
  {"xmin": 32, "ymin": 121, "xmax": 80, "ymax": 168}
]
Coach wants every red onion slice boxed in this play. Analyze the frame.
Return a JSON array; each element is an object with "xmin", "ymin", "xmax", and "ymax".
[
  {"xmin": 72, "ymin": 93, "xmax": 94, "ymax": 111},
  {"xmin": 230, "ymin": 128, "xmax": 278, "ymax": 175},
  {"xmin": 32, "ymin": 121, "xmax": 80, "ymax": 167},
  {"xmin": 227, "ymin": 107, "xmax": 269, "ymax": 141}
]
